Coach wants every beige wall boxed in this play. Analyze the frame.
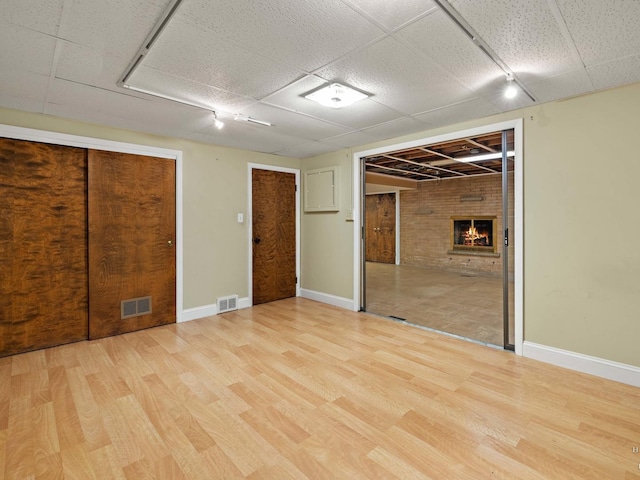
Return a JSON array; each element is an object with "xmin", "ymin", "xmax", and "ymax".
[
  {"xmin": 0, "ymin": 108, "xmax": 300, "ymax": 310},
  {"xmin": 300, "ymin": 150, "xmax": 354, "ymax": 298},
  {"xmin": 301, "ymin": 82, "xmax": 640, "ymax": 368}
]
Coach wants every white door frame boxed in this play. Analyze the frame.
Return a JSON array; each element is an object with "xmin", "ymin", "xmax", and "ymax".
[
  {"xmin": 247, "ymin": 163, "xmax": 301, "ymax": 305},
  {"xmin": 0, "ymin": 123, "xmax": 185, "ymax": 321},
  {"xmin": 353, "ymin": 119, "xmax": 524, "ymax": 355}
]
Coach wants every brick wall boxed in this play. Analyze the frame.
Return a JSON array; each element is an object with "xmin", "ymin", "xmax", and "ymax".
[{"xmin": 399, "ymin": 173, "xmax": 515, "ymax": 277}]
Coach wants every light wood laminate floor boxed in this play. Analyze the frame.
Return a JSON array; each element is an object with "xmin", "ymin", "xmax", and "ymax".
[
  {"xmin": 366, "ymin": 262, "xmax": 514, "ymax": 347},
  {"xmin": 1, "ymin": 298, "xmax": 639, "ymax": 479}
]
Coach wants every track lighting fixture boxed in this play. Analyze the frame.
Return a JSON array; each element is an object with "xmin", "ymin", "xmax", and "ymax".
[
  {"xmin": 504, "ymin": 73, "xmax": 518, "ymax": 99},
  {"xmin": 213, "ymin": 111, "xmax": 224, "ymax": 130}
]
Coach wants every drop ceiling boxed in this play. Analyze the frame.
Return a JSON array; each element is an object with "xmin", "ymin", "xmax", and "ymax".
[
  {"xmin": 1, "ymin": 0, "xmax": 639, "ymax": 159},
  {"xmin": 364, "ymin": 130, "xmax": 514, "ymax": 181}
]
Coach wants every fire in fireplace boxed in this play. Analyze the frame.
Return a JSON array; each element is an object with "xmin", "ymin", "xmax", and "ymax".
[{"xmin": 451, "ymin": 217, "xmax": 497, "ymax": 253}]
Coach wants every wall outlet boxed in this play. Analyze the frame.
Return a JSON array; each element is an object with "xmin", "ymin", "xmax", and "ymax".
[{"xmin": 345, "ymin": 210, "xmax": 354, "ymax": 221}]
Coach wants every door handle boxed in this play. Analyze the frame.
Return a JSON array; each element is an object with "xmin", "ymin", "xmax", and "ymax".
[
  {"xmin": 167, "ymin": 240, "xmax": 173, "ymax": 247},
  {"xmin": 253, "ymin": 237, "xmax": 261, "ymax": 244}
]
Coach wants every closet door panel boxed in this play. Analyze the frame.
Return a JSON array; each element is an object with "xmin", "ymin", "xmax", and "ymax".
[
  {"xmin": 88, "ymin": 150, "xmax": 176, "ymax": 339},
  {"xmin": 0, "ymin": 138, "xmax": 88, "ymax": 357}
]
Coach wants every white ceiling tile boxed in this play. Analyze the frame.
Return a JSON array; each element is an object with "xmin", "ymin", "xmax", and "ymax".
[
  {"xmin": 316, "ymin": 36, "xmax": 471, "ymax": 115},
  {"xmin": 140, "ymin": 18, "xmax": 306, "ymax": 100},
  {"xmin": 557, "ymin": 0, "xmax": 640, "ymax": 66},
  {"xmin": 413, "ymin": 97, "xmax": 500, "ymax": 128},
  {"xmin": 274, "ymin": 141, "xmax": 338, "ymax": 159},
  {"xmin": 0, "ymin": 22, "xmax": 56, "ymax": 75},
  {"xmin": 237, "ymin": 104, "xmax": 350, "ymax": 140},
  {"xmin": 587, "ymin": 55, "xmax": 640, "ymax": 92},
  {"xmin": 360, "ymin": 117, "xmax": 432, "ymax": 140},
  {"xmin": 453, "ymin": 0, "xmax": 579, "ymax": 80},
  {"xmin": 397, "ymin": 10, "xmax": 504, "ymax": 91},
  {"xmin": 55, "ymin": 41, "xmax": 129, "ymax": 91},
  {"xmin": 189, "ymin": 123, "xmax": 303, "ymax": 154},
  {"xmin": 264, "ymin": 76, "xmax": 404, "ymax": 129},
  {"xmin": 525, "ymin": 69, "xmax": 594, "ymax": 103},
  {"xmin": 59, "ymin": 0, "xmax": 171, "ymax": 56},
  {"xmin": 320, "ymin": 130, "xmax": 378, "ymax": 149},
  {"xmin": 341, "ymin": 0, "xmax": 437, "ymax": 31},
  {"xmin": 0, "ymin": 0, "xmax": 64, "ymax": 35},
  {"xmin": 45, "ymin": 78, "xmax": 212, "ymax": 137},
  {"xmin": 177, "ymin": 0, "xmax": 385, "ymax": 72},
  {"xmin": 0, "ymin": 70, "xmax": 50, "ymax": 112},
  {"xmin": 128, "ymin": 66, "xmax": 257, "ymax": 113}
]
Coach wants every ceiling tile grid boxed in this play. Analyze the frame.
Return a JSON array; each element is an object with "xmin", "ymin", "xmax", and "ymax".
[
  {"xmin": 176, "ymin": 0, "xmax": 386, "ymax": 73},
  {"xmin": 57, "ymin": 0, "xmax": 172, "ymax": 58},
  {"xmin": 340, "ymin": 0, "xmax": 437, "ymax": 31},
  {"xmin": 0, "ymin": 0, "xmax": 639, "ymax": 159},
  {"xmin": 397, "ymin": 10, "xmax": 505, "ymax": 93},
  {"xmin": 0, "ymin": 22, "xmax": 57, "ymax": 76},
  {"xmin": 316, "ymin": 36, "xmax": 473, "ymax": 115},
  {"xmin": 0, "ymin": 0, "xmax": 65, "ymax": 36},
  {"xmin": 138, "ymin": 17, "xmax": 307, "ymax": 100},
  {"xmin": 451, "ymin": 0, "xmax": 582, "ymax": 82},
  {"xmin": 556, "ymin": 0, "xmax": 640, "ymax": 67}
]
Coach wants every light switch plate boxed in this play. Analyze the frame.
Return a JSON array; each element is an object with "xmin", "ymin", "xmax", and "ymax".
[{"xmin": 237, "ymin": 213, "xmax": 244, "ymax": 223}]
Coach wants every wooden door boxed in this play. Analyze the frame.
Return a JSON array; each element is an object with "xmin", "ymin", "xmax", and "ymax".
[
  {"xmin": 365, "ymin": 193, "xmax": 396, "ymax": 264},
  {"xmin": 252, "ymin": 169, "xmax": 296, "ymax": 305},
  {"xmin": 0, "ymin": 138, "xmax": 88, "ymax": 357},
  {"xmin": 88, "ymin": 150, "xmax": 176, "ymax": 339}
]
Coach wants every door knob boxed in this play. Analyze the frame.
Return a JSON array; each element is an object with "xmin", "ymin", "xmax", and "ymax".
[
  {"xmin": 253, "ymin": 237, "xmax": 261, "ymax": 244},
  {"xmin": 167, "ymin": 240, "xmax": 173, "ymax": 247}
]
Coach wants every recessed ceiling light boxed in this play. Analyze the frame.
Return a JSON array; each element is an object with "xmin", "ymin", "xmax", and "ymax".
[{"xmin": 305, "ymin": 82, "xmax": 369, "ymax": 109}]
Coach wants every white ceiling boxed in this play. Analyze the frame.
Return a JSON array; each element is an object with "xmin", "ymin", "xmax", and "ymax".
[{"xmin": 1, "ymin": 0, "xmax": 639, "ymax": 158}]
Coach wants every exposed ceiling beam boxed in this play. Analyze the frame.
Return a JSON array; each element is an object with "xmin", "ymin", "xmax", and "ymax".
[
  {"xmin": 365, "ymin": 163, "xmax": 438, "ymax": 179},
  {"xmin": 463, "ymin": 138, "xmax": 497, "ymax": 153},
  {"xmin": 381, "ymin": 154, "xmax": 467, "ymax": 177}
]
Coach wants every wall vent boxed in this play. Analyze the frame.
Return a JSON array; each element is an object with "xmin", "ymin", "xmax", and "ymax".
[
  {"xmin": 121, "ymin": 296, "xmax": 152, "ymax": 319},
  {"xmin": 217, "ymin": 295, "xmax": 238, "ymax": 314}
]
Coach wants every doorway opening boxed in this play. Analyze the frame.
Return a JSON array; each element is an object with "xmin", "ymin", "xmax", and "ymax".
[{"xmin": 354, "ymin": 120, "xmax": 522, "ymax": 352}]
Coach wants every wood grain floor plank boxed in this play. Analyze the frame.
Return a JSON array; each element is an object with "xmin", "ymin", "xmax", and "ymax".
[{"xmin": 3, "ymin": 298, "xmax": 639, "ymax": 478}]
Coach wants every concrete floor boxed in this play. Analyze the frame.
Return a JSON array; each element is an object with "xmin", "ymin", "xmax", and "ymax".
[{"xmin": 365, "ymin": 262, "xmax": 514, "ymax": 347}]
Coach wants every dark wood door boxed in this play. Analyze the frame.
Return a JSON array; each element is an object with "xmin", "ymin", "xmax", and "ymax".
[
  {"xmin": 0, "ymin": 138, "xmax": 88, "ymax": 357},
  {"xmin": 88, "ymin": 150, "xmax": 176, "ymax": 339},
  {"xmin": 252, "ymin": 169, "xmax": 296, "ymax": 305},
  {"xmin": 365, "ymin": 193, "xmax": 396, "ymax": 264}
]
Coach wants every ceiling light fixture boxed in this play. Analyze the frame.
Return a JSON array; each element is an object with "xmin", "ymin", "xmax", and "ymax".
[
  {"xmin": 234, "ymin": 114, "xmax": 272, "ymax": 127},
  {"xmin": 304, "ymin": 82, "xmax": 369, "ymax": 109},
  {"xmin": 504, "ymin": 73, "xmax": 518, "ymax": 99},
  {"xmin": 213, "ymin": 112, "xmax": 224, "ymax": 130},
  {"xmin": 456, "ymin": 151, "xmax": 515, "ymax": 163}
]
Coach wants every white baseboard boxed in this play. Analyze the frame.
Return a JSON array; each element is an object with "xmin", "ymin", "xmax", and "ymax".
[
  {"xmin": 522, "ymin": 341, "xmax": 640, "ymax": 388},
  {"xmin": 300, "ymin": 289, "xmax": 355, "ymax": 311},
  {"xmin": 179, "ymin": 297, "xmax": 250, "ymax": 323}
]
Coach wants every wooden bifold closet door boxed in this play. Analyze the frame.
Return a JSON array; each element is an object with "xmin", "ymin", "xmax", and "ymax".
[
  {"xmin": 88, "ymin": 150, "xmax": 176, "ymax": 339},
  {"xmin": 0, "ymin": 138, "xmax": 176, "ymax": 357},
  {"xmin": 0, "ymin": 139, "xmax": 89, "ymax": 356}
]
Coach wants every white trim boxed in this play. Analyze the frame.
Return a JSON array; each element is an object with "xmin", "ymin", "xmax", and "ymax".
[
  {"xmin": 247, "ymin": 163, "xmax": 301, "ymax": 307},
  {"xmin": 180, "ymin": 304, "xmax": 217, "ymax": 322},
  {"xmin": 178, "ymin": 297, "xmax": 251, "ymax": 323},
  {"xmin": 300, "ymin": 289, "xmax": 354, "ymax": 311},
  {"xmin": 180, "ymin": 296, "xmax": 251, "ymax": 322},
  {"xmin": 395, "ymin": 191, "xmax": 400, "ymax": 265},
  {"xmin": 0, "ymin": 123, "xmax": 185, "ymax": 322},
  {"xmin": 353, "ymin": 118, "xmax": 524, "ymax": 352},
  {"xmin": 523, "ymin": 341, "xmax": 640, "ymax": 388}
]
